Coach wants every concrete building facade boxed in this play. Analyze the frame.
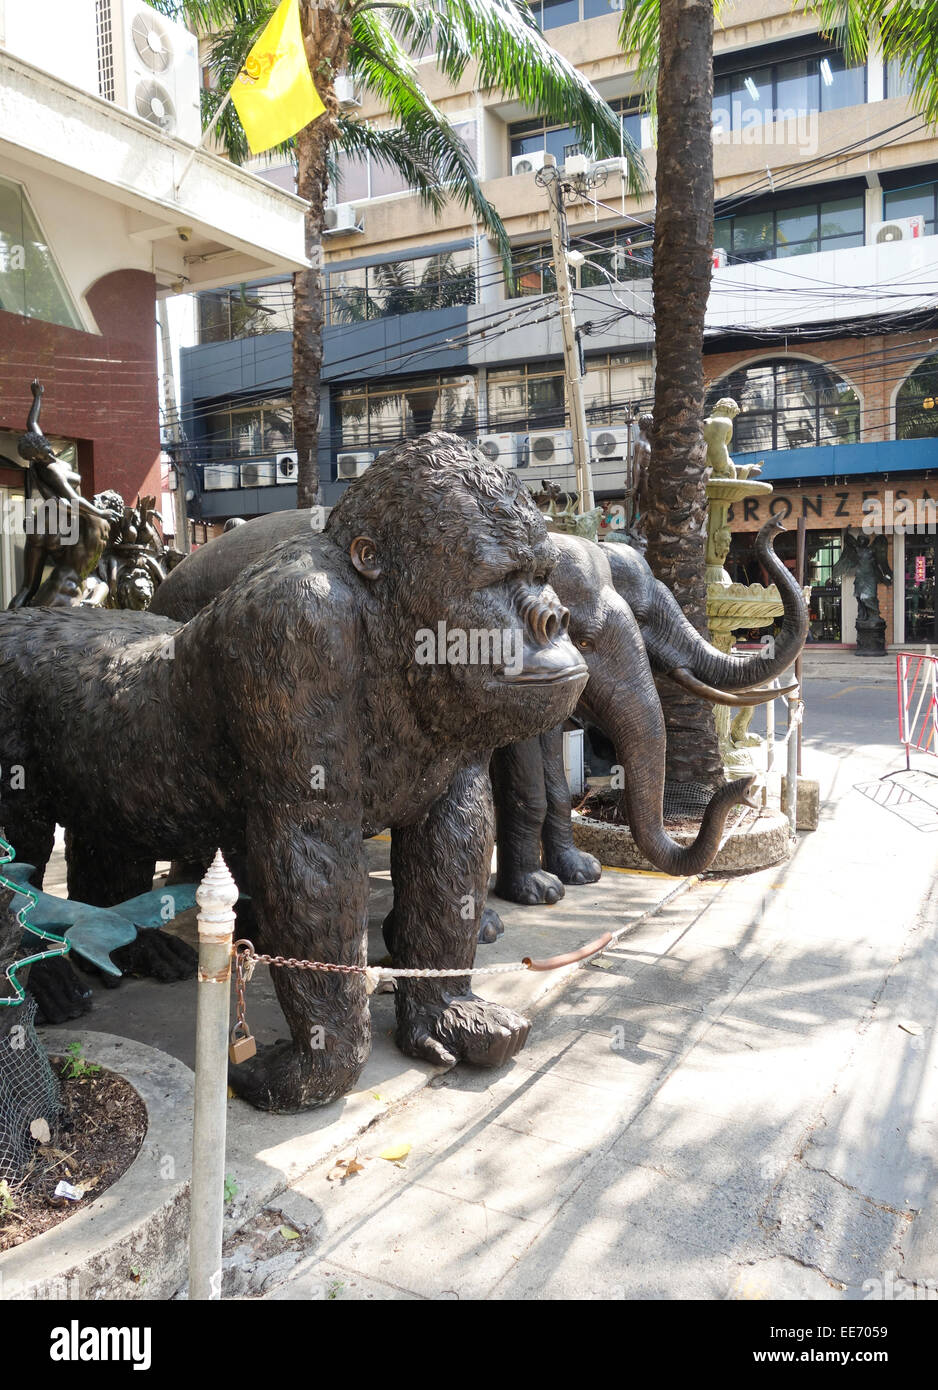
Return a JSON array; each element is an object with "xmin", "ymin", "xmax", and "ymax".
[{"xmin": 177, "ymin": 0, "xmax": 938, "ymax": 647}]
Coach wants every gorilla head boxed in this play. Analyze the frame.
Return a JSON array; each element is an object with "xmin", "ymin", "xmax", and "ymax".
[{"xmin": 321, "ymin": 432, "xmax": 585, "ymax": 747}]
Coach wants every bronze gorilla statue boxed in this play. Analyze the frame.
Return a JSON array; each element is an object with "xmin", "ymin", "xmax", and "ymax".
[
  {"xmin": 0, "ymin": 434, "xmax": 589, "ymax": 1112},
  {"xmin": 154, "ymin": 508, "xmax": 804, "ymax": 903}
]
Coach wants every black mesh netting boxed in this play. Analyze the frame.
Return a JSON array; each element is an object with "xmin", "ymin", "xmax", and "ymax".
[
  {"xmin": 0, "ymin": 993, "xmax": 60, "ymax": 1184},
  {"xmin": 662, "ymin": 781, "xmax": 719, "ymax": 822}
]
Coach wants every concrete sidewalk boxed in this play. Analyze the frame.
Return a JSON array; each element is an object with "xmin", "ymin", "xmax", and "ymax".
[{"xmin": 214, "ymin": 677, "xmax": 936, "ymax": 1302}]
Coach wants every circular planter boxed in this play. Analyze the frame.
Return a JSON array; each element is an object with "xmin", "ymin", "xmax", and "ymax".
[{"xmin": 572, "ymin": 809, "xmax": 792, "ymax": 875}]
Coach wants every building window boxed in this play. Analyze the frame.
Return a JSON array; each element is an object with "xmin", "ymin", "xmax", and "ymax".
[
  {"xmin": 509, "ymin": 99, "xmax": 643, "ymax": 168},
  {"xmin": 0, "ymin": 175, "xmax": 83, "ymax": 330},
  {"xmin": 334, "ymin": 374, "xmax": 477, "ymax": 454},
  {"xmin": 509, "ymin": 227, "xmax": 651, "ymax": 298},
  {"xmin": 714, "ymin": 193, "xmax": 865, "ymax": 262},
  {"xmin": 885, "ymin": 58, "xmax": 918, "ymax": 100},
  {"xmin": 883, "ymin": 180, "xmax": 938, "ymax": 236},
  {"xmin": 897, "ymin": 353, "xmax": 938, "ymax": 439},
  {"xmin": 202, "ymin": 397, "xmax": 293, "ymax": 460},
  {"xmin": 705, "ymin": 359, "xmax": 860, "ymax": 452},
  {"xmin": 529, "ymin": 0, "xmax": 626, "ymax": 25},
  {"xmin": 712, "ymin": 47, "xmax": 866, "ymax": 134},
  {"xmin": 487, "ymin": 352, "xmax": 653, "ymax": 431},
  {"xmin": 333, "ymin": 119, "xmax": 478, "ymax": 203},
  {"xmin": 197, "ymin": 282, "xmax": 292, "ymax": 343},
  {"xmin": 327, "ymin": 249, "xmax": 476, "ymax": 324}
]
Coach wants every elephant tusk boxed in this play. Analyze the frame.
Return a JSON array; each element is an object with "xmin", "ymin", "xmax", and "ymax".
[{"xmin": 669, "ymin": 668, "xmax": 796, "ymax": 707}]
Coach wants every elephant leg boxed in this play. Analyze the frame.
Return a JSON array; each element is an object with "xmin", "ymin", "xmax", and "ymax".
[
  {"xmin": 392, "ymin": 763, "xmax": 529, "ymax": 1068},
  {"xmin": 491, "ymin": 739, "xmax": 564, "ymax": 906},
  {"xmin": 540, "ymin": 726, "xmax": 601, "ymax": 887}
]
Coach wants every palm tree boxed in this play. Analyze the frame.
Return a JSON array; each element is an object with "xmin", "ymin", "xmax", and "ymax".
[
  {"xmin": 153, "ymin": 0, "xmax": 640, "ymax": 507},
  {"xmin": 618, "ymin": 0, "xmax": 725, "ymax": 791}
]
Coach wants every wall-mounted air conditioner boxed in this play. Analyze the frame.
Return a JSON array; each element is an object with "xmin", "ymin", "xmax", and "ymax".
[
  {"xmin": 870, "ymin": 215, "xmax": 926, "ymax": 244},
  {"xmin": 476, "ymin": 433, "xmax": 529, "ymax": 470},
  {"xmin": 334, "ymin": 74, "xmax": 361, "ymax": 109},
  {"xmin": 275, "ymin": 450, "xmax": 298, "ymax": 484},
  {"xmin": 527, "ymin": 429, "xmax": 573, "ymax": 468},
  {"xmin": 512, "ymin": 150, "xmax": 549, "ymax": 177},
  {"xmin": 240, "ymin": 461, "xmax": 276, "ymax": 487},
  {"xmin": 100, "ymin": 0, "xmax": 201, "ymax": 144},
  {"xmin": 336, "ymin": 451, "xmax": 375, "ymax": 479},
  {"xmin": 203, "ymin": 465, "xmax": 240, "ymax": 491},
  {"xmin": 588, "ymin": 427, "xmax": 631, "ymax": 466},
  {"xmin": 324, "ymin": 203, "xmax": 364, "ymax": 235}
]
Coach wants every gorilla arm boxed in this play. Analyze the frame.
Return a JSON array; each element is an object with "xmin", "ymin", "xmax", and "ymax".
[{"xmin": 388, "ymin": 763, "xmax": 530, "ymax": 1068}]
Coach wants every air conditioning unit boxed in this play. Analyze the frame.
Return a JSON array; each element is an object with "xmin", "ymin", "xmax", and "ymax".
[
  {"xmin": 336, "ymin": 451, "xmax": 375, "ymax": 479},
  {"xmin": 275, "ymin": 450, "xmax": 298, "ymax": 484},
  {"xmin": 203, "ymin": 465, "xmax": 240, "ymax": 491},
  {"xmin": 870, "ymin": 215, "xmax": 926, "ymax": 244},
  {"xmin": 324, "ymin": 203, "xmax": 364, "ymax": 235},
  {"xmin": 334, "ymin": 74, "xmax": 361, "ymax": 109},
  {"xmin": 512, "ymin": 150, "xmax": 549, "ymax": 177},
  {"xmin": 99, "ymin": 1, "xmax": 201, "ymax": 145},
  {"xmin": 240, "ymin": 461, "xmax": 276, "ymax": 487},
  {"xmin": 712, "ymin": 247, "xmax": 728, "ymax": 269},
  {"xmin": 476, "ymin": 433, "xmax": 529, "ymax": 469},
  {"xmin": 589, "ymin": 427, "xmax": 631, "ymax": 463},
  {"xmin": 528, "ymin": 429, "xmax": 573, "ymax": 468}
]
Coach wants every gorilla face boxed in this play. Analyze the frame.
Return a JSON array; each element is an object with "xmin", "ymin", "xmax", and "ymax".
[{"xmin": 325, "ymin": 431, "xmax": 589, "ymax": 746}]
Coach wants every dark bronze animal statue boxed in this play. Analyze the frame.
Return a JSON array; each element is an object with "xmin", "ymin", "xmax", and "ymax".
[
  {"xmin": 154, "ymin": 509, "xmax": 804, "ymax": 904},
  {"xmin": 0, "ymin": 434, "xmax": 592, "ymax": 1111}
]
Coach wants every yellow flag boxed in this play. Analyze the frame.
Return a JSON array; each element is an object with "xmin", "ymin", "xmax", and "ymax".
[{"xmin": 231, "ymin": 0, "xmax": 325, "ymax": 155}]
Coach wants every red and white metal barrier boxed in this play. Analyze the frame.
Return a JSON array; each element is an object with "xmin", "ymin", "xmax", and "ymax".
[{"xmin": 897, "ymin": 651, "xmax": 938, "ymax": 769}]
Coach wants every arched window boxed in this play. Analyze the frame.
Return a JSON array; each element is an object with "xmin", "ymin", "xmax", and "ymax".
[
  {"xmin": 705, "ymin": 358, "xmax": 860, "ymax": 453},
  {"xmin": 897, "ymin": 354, "xmax": 938, "ymax": 439}
]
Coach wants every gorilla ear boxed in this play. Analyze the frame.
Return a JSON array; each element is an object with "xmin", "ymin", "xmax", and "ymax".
[{"xmin": 349, "ymin": 535, "xmax": 382, "ymax": 580}]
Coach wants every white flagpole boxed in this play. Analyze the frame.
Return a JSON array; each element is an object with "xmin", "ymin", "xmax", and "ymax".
[{"xmin": 175, "ymin": 88, "xmax": 235, "ymax": 198}]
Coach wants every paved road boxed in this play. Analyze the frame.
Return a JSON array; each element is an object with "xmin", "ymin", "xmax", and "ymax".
[{"xmin": 210, "ymin": 675, "xmax": 938, "ymax": 1302}]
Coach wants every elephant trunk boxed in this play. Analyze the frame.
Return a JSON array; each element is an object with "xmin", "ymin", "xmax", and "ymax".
[
  {"xmin": 652, "ymin": 519, "xmax": 808, "ymax": 693},
  {"xmin": 584, "ymin": 611, "xmax": 753, "ymax": 878}
]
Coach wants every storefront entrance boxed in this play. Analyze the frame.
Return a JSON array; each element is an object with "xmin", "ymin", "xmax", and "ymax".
[
  {"xmin": 726, "ymin": 529, "xmax": 843, "ymax": 643},
  {"xmin": 0, "ymin": 487, "xmax": 25, "ymax": 608},
  {"xmin": 904, "ymin": 535, "xmax": 938, "ymax": 643}
]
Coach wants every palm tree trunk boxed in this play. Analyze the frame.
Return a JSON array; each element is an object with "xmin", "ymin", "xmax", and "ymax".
[
  {"xmin": 294, "ymin": 2, "xmax": 351, "ymax": 510},
  {"xmin": 645, "ymin": 0, "xmax": 724, "ymax": 790}
]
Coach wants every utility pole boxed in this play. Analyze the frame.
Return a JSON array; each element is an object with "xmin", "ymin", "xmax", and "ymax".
[
  {"xmin": 157, "ymin": 298, "xmax": 192, "ymax": 554},
  {"xmin": 538, "ymin": 154, "xmax": 594, "ymax": 512}
]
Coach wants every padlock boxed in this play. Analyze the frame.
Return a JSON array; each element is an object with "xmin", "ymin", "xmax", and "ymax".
[{"xmin": 229, "ymin": 1021, "xmax": 257, "ymax": 1064}]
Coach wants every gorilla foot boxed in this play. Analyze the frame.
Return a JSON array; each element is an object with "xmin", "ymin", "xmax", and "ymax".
[
  {"xmin": 396, "ymin": 992, "xmax": 530, "ymax": 1069},
  {"xmin": 494, "ymin": 868, "xmax": 565, "ymax": 906},
  {"xmin": 227, "ymin": 1038, "xmax": 367, "ymax": 1114},
  {"xmin": 28, "ymin": 957, "xmax": 94, "ymax": 1025},
  {"xmin": 545, "ymin": 846, "xmax": 602, "ymax": 887},
  {"xmin": 109, "ymin": 929, "xmax": 197, "ymax": 983},
  {"xmin": 478, "ymin": 906, "xmax": 504, "ymax": 944}
]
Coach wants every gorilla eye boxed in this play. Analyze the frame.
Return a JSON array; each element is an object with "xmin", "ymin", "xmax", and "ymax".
[{"xmin": 577, "ymin": 638, "xmax": 595, "ymax": 652}]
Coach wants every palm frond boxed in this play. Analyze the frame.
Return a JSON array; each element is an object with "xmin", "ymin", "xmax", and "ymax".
[
  {"xmin": 809, "ymin": 0, "xmax": 938, "ymax": 127},
  {"xmin": 369, "ymin": 0, "xmax": 644, "ymax": 189}
]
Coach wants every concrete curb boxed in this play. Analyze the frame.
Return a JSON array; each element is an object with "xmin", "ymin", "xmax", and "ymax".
[
  {"xmin": 0, "ymin": 1031, "xmax": 193, "ymax": 1301},
  {"xmin": 572, "ymin": 810, "xmax": 792, "ymax": 874}
]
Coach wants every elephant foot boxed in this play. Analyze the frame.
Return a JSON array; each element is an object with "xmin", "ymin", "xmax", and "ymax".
[
  {"xmin": 28, "ymin": 956, "xmax": 94, "ymax": 1025},
  {"xmin": 545, "ymin": 846, "xmax": 602, "ymax": 886},
  {"xmin": 494, "ymin": 868, "xmax": 565, "ymax": 906},
  {"xmin": 109, "ymin": 929, "xmax": 197, "ymax": 983},
  {"xmin": 228, "ymin": 1038, "xmax": 367, "ymax": 1114},
  {"xmin": 396, "ymin": 992, "xmax": 530, "ymax": 1069},
  {"xmin": 478, "ymin": 906, "xmax": 504, "ymax": 944}
]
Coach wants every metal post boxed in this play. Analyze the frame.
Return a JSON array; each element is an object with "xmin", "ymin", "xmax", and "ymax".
[
  {"xmin": 764, "ymin": 693, "xmax": 775, "ymax": 810},
  {"xmin": 189, "ymin": 850, "xmax": 238, "ymax": 1301},
  {"xmin": 157, "ymin": 299, "xmax": 192, "ymax": 555},
  {"xmin": 541, "ymin": 160, "xmax": 594, "ymax": 511},
  {"xmin": 795, "ymin": 517, "xmax": 806, "ymax": 776},
  {"xmin": 785, "ymin": 698, "xmax": 801, "ymax": 834}
]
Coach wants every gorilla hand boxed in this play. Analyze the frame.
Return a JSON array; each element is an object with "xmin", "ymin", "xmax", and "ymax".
[
  {"xmin": 109, "ymin": 928, "xmax": 197, "ymax": 982},
  {"xmin": 395, "ymin": 989, "xmax": 530, "ymax": 1069}
]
